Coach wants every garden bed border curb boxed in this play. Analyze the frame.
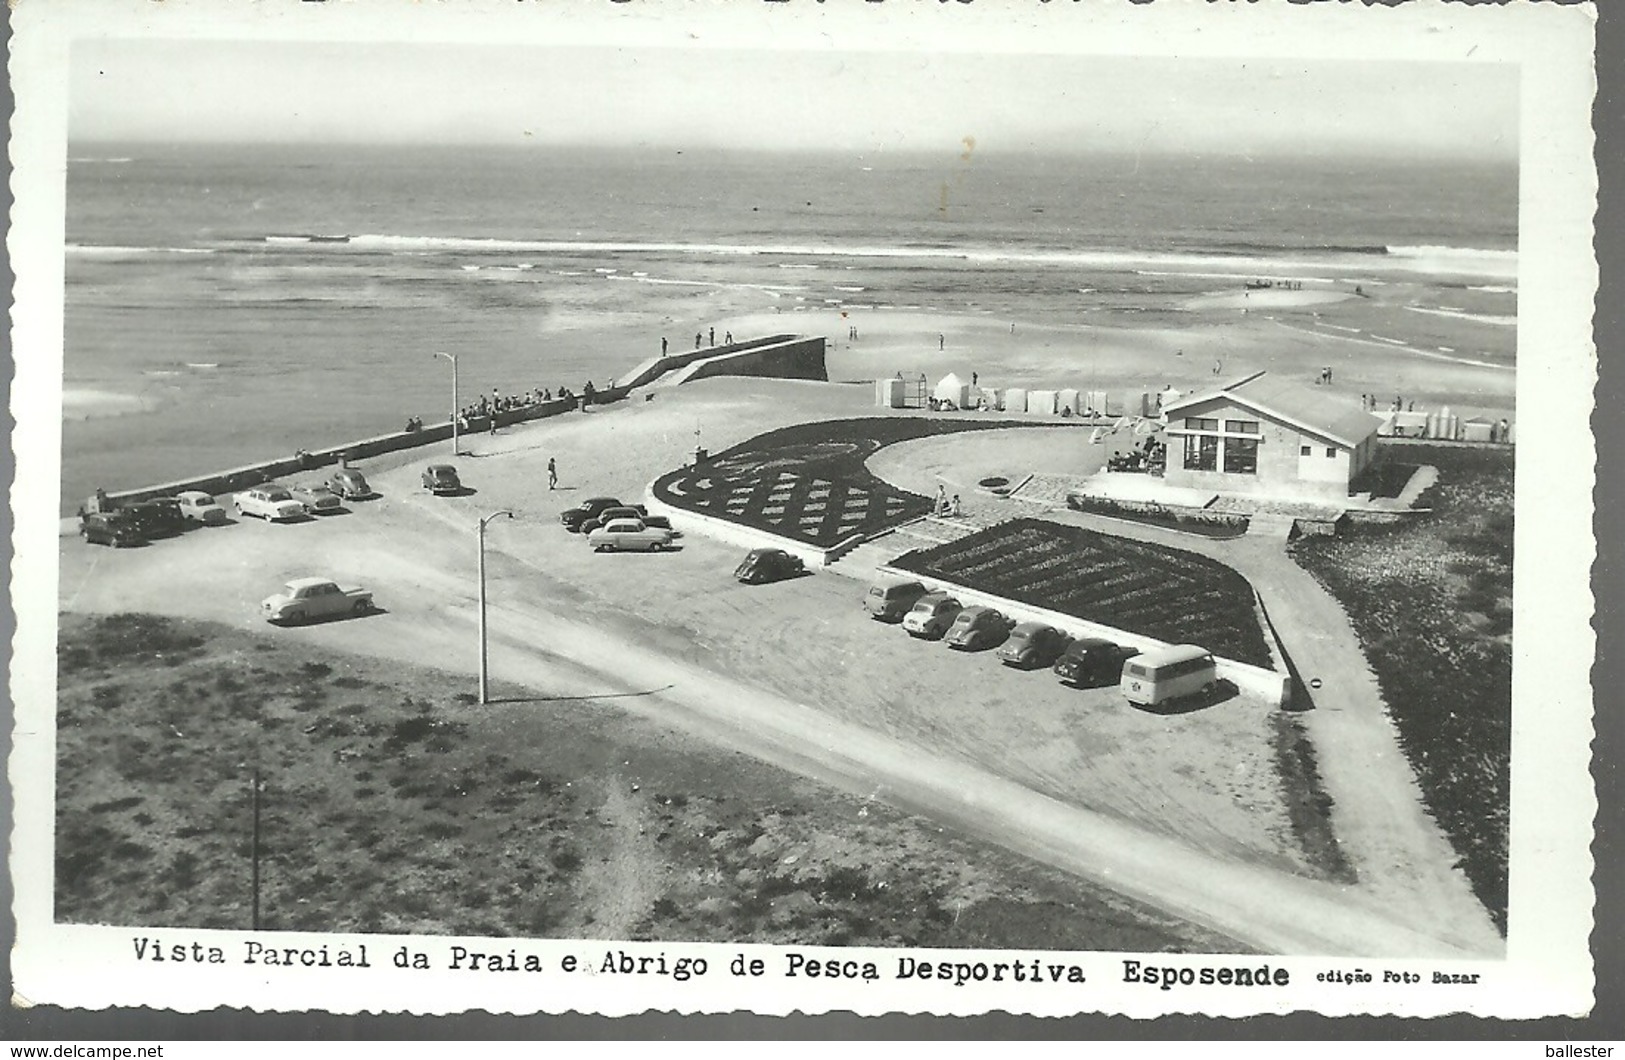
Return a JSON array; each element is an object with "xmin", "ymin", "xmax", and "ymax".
[
  {"xmin": 874, "ymin": 563, "xmax": 1291, "ymax": 707},
  {"xmin": 644, "ymin": 485, "xmax": 861, "ymax": 568}
]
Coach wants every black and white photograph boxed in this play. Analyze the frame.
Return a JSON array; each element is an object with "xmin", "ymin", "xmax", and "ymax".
[{"xmin": 7, "ymin": 0, "xmax": 1599, "ymax": 1020}]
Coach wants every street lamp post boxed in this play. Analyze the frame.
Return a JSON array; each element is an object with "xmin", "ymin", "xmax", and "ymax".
[
  {"xmin": 435, "ymin": 351, "xmax": 460, "ymax": 456},
  {"xmin": 477, "ymin": 510, "xmax": 514, "ymax": 704}
]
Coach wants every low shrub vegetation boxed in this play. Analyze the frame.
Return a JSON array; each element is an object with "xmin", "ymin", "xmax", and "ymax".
[
  {"xmin": 1291, "ymin": 443, "xmax": 1512, "ymax": 933},
  {"xmin": 55, "ymin": 612, "xmax": 1231, "ymax": 951},
  {"xmin": 1065, "ymin": 493, "xmax": 1251, "ymax": 538}
]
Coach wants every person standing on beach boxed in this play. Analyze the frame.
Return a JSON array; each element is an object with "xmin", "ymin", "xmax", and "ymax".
[
  {"xmin": 709, "ymin": 327, "xmax": 716, "ymax": 346},
  {"xmin": 936, "ymin": 484, "xmax": 948, "ymax": 515},
  {"xmin": 696, "ymin": 332, "xmax": 703, "ymax": 349},
  {"xmin": 661, "ymin": 336, "xmax": 668, "ymax": 357},
  {"xmin": 1214, "ymin": 359, "xmax": 1223, "ymax": 376},
  {"xmin": 972, "ymin": 371, "xmax": 978, "ymax": 387},
  {"xmin": 939, "ymin": 333, "xmax": 945, "ymax": 351},
  {"xmin": 725, "ymin": 331, "xmax": 733, "ymax": 345},
  {"xmin": 548, "ymin": 457, "xmax": 558, "ymax": 490}
]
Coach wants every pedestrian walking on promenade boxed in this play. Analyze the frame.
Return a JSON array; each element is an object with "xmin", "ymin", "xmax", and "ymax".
[{"xmin": 548, "ymin": 457, "xmax": 558, "ymax": 490}]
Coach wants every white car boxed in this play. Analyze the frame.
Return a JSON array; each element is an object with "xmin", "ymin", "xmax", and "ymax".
[
  {"xmin": 175, "ymin": 490, "xmax": 229, "ymax": 526},
  {"xmin": 262, "ymin": 577, "xmax": 375, "ymax": 624},
  {"xmin": 587, "ymin": 517, "xmax": 674, "ymax": 553},
  {"xmin": 234, "ymin": 485, "xmax": 307, "ymax": 522}
]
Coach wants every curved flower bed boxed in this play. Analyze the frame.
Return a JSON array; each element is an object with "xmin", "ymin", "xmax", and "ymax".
[
  {"xmin": 653, "ymin": 417, "xmax": 1036, "ymax": 548},
  {"xmin": 891, "ymin": 517, "xmax": 1272, "ymax": 668}
]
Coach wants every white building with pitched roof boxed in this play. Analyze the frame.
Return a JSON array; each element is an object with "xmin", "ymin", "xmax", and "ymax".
[{"xmin": 1160, "ymin": 371, "xmax": 1382, "ymax": 501}]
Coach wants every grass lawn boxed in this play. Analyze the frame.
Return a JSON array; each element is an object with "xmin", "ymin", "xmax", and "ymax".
[
  {"xmin": 54, "ymin": 612, "xmax": 1233, "ymax": 951},
  {"xmin": 891, "ymin": 518, "xmax": 1274, "ymax": 668},
  {"xmin": 1291, "ymin": 443, "xmax": 1512, "ymax": 934}
]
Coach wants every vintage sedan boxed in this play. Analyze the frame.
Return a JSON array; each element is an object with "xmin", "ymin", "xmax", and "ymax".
[
  {"xmin": 1054, "ymin": 638, "xmax": 1141, "ymax": 688},
  {"xmin": 261, "ymin": 577, "xmax": 375, "ymax": 625},
  {"xmin": 734, "ymin": 548, "xmax": 805, "ymax": 584},
  {"xmin": 422, "ymin": 464, "xmax": 463, "ymax": 495},
  {"xmin": 290, "ymin": 483, "xmax": 344, "ymax": 514},
  {"xmin": 80, "ymin": 512, "xmax": 144, "ymax": 548},
  {"xmin": 588, "ymin": 518, "xmax": 674, "ymax": 553},
  {"xmin": 579, "ymin": 505, "xmax": 649, "ymax": 536},
  {"xmin": 123, "ymin": 497, "xmax": 186, "ymax": 538},
  {"xmin": 328, "ymin": 467, "xmax": 374, "ymax": 500},
  {"xmin": 944, "ymin": 606, "xmax": 1015, "ymax": 651},
  {"xmin": 901, "ymin": 592, "xmax": 963, "ymax": 640},
  {"xmin": 234, "ymin": 485, "xmax": 308, "ymax": 522},
  {"xmin": 175, "ymin": 490, "xmax": 229, "ymax": 526},
  {"xmin": 996, "ymin": 622, "xmax": 1073, "ymax": 669},
  {"xmin": 560, "ymin": 496, "xmax": 625, "ymax": 533}
]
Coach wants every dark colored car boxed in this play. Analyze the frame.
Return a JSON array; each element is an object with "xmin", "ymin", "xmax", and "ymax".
[
  {"xmin": 123, "ymin": 497, "xmax": 185, "ymax": 539},
  {"xmin": 996, "ymin": 622, "xmax": 1073, "ymax": 669},
  {"xmin": 902, "ymin": 591, "xmax": 963, "ymax": 639},
  {"xmin": 1053, "ymin": 637, "xmax": 1141, "ymax": 688},
  {"xmin": 422, "ymin": 464, "xmax": 462, "ymax": 495},
  {"xmin": 734, "ymin": 548, "xmax": 805, "ymax": 584},
  {"xmin": 561, "ymin": 496, "xmax": 625, "ymax": 533},
  {"xmin": 80, "ymin": 512, "xmax": 145, "ymax": 548},
  {"xmin": 944, "ymin": 606, "xmax": 1015, "ymax": 651},
  {"xmin": 864, "ymin": 579, "xmax": 929, "ymax": 621},
  {"xmin": 579, "ymin": 504, "xmax": 650, "ymax": 536}
]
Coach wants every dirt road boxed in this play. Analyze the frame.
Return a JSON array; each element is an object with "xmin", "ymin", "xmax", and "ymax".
[{"xmin": 55, "ymin": 381, "xmax": 1500, "ymax": 957}]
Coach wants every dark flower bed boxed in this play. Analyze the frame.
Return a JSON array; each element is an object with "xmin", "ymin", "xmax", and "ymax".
[
  {"xmin": 1291, "ymin": 443, "xmax": 1512, "ymax": 934},
  {"xmin": 1350, "ymin": 458, "xmax": 1422, "ymax": 500},
  {"xmin": 653, "ymin": 417, "xmax": 1039, "ymax": 548},
  {"xmin": 1065, "ymin": 493, "xmax": 1251, "ymax": 539},
  {"xmin": 891, "ymin": 517, "xmax": 1273, "ymax": 668}
]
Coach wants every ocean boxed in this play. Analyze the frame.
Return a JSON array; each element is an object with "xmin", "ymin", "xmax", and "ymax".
[{"xmin": 60, "ymin": 143, "xmax": 1517, "ymax": 511}]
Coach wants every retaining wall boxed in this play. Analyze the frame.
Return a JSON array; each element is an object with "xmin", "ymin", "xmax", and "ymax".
[
  {"xmin": 873, "ymin": 563, "xmax": 1291, "ymax": 707},
  {"xmin": 664, "ymin": 336, "xmax": 827, "ymax": 387},
  {"xmin": 643, "ymin": 486, "xmax": 857, "ymax": 568}
]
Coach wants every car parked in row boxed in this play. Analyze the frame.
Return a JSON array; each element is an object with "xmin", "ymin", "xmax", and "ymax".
[
  {"xmin": 328, "ymin": 467, "xmax": 374, "ymax": 500},
  {"xmin": 261, "ymin": 577, "xmax": 375, "ymax": 625},
  {"xmin": 561, "ymin": 496, "xmax": 627, "ymax": 533},
  {"xmin": 80, "ymin": 511, "xmax": 144, "ymax": 548},
  {"xmin": 1054, "ymin": 637, "xmax": 1141, "ymax": 688},
  {"xmin": 291, "ymin": 483, "xmax": 345, "ymax": 514},
  {"xmin": 588, "ymin": 518, "xmax": 674, "ymax": 553},
  {"xmin": 124, "ymin": 497, "xmax": 186, "ymax": 539},
  {"xmin": 864, "ymin": 579, "xmax": 929, "ymax": 621},
  {"xmin": 902, "ymin": 591, "xmax": 962, "ymax": 639},
  {"xmin": 997, "ymin": 622, "xmax": 1073, "ymax": 669},
  {"xmin": 235, "ymin": 485, "xmax": 308, "ymax": 522},
  {"xmin": 944, "ymin": 606, "xmax": 1015, "ymax": 651},
  {"xmin": 734, "ymin": 548, "xmax": 805, "ymax": 584},
  {"xmin": 1121, "ymin": 644, "xmax": 1217, "ymax": 708},
  {"xmin": 580, "ymin": 504, "xmax": 649, "ymax": 535},
  {"xmin": 422, "ymin": 464, "xmax": 463, "ymax": 495},
  {"xmin": 176, "ymin": 490, "xmax": 229, "ymax": 526}
]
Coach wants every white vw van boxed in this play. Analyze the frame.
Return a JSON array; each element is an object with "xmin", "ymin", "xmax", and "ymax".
[{"xmin": 1120, "ymin": 644, "xmax": 1217, "ymax": 707}]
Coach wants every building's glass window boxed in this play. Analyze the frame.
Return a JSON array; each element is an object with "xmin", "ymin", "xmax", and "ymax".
[
  {"xmin": 1184, "ymin": 434, "xmax": 1219, "ymax": 471},
  {"xmin": 1300, "ymin": 445, "xmax": 1313, "ymax": 457},
  {"xmin": 1225, "ymin": 419, "xmax": 1260, "ymax": 434},
  {"xmin": 1326, "ymin": 447, "xmax": 1338, "ymax": 458},
  {"xmin": 1185, "ymin": 417, "xmax": 1219, "ymax": 432},
  {"xmin": 1224, "ymin": 437, "xmax": 1259, "ymax": 474}
]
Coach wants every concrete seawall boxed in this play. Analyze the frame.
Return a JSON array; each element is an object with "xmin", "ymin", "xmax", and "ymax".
[{"xmin": 96, "ymin": 335, "xmax": 826, "ymax": 507}]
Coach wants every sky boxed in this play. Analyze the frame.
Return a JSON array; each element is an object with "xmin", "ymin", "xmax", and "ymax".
[{"xmin": 69, "ymin": 40, "xmax": 1519, "ymax": 160}]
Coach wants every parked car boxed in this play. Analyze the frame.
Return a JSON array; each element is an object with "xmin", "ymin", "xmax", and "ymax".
[
  {"xmin": 175, "ymin": 490, "xmax": 229, "ymax": 526},
  {"xmin": 290, "ymin": 483, "xmax": 344, "ymax": 514},
  {"xmin": 1121, "ymin": 644, "xmax": 1217, "ymax": 708},
  {"xmin": 997, "ymin": 622, "xmax": 1073, "ymax": 669},
  {"xmin": 561, "ymin": 496, "xmax": 626, "ymax": 533},
  {"xmin": 261, "ymin": 577, "xmax": 375, "ymax": 625},
  {"xmin": 864, "ymin": 578, "xmax": 929, "ymax": 621},
  {"xmin": 328, "ymin": 467, "xmax": 374, "ymax": 500},
  {"xmin": 422, "ymin": 464, "xmax": 462, "ymax": 495},
  {"xmin": 580, "ymin": 504, "xmax": 649, "ymax": 536},
  {"xmin": 734, "ymin": 548, "xmax": 805, "ymax": 584},
  {"xmin": 234, "ymin": 485, "xmax": 308, "ymax": 522},
  {"xmin": 588, "ymin": 518, "xmax": 674, "ymax": 553},
  {"xmin": 640, "ymin": 513, "xmax": 679, "ymax": 535},
  {"xmin": 944, "ymin": 606, "xmax": 1015, "ymax": 651},
  {"xmin": 123, "ymin": 497, "xmax": 186, "ymax": 538},
  {"xmin": 902, "ymin": 591, "xmax": 963, "ymax": 639},
  {"xmin": 80, "ymin": 512, "xmax": 144, "ymax": 548},
  {"xmin": 1054, "ymin": 637, "xmax": 1141, "ymax": 688}
]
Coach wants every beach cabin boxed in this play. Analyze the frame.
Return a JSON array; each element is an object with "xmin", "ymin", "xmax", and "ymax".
[
  {"xmin": 1160, "ymin": 371, "xmax": 1381, "ymax": 502},
  {"xmin": 933, "ymin": 372, "xmax": 971, "ymax": 409}
]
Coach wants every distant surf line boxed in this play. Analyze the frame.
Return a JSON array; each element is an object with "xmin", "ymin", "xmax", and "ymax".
[{"xmin": 1267, "ymin": 318, "xmax": 1513, "ymax": 371}]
